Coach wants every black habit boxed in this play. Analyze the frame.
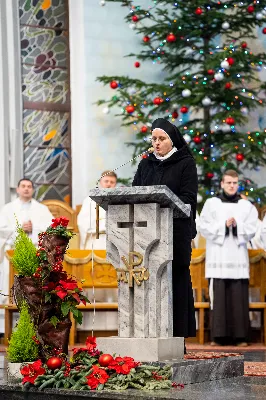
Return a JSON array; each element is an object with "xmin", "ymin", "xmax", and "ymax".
[
  {"xmin": 211, "ymin": 191, "xmax": 250, "ymax": 344},
  {"xmin": 132, "ymin": 118, "xmax": 198, "ymax": 338}
]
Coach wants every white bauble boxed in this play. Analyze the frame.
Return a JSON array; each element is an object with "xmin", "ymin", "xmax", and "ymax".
[
  {"xmin": 183, "ymin": 134, "xmax": 191, "ymax": 143},
  {"xmin": 146, "ymin": 122, "xmax": 152, "ymax": 127},
  {"xmin": 222, "ymin": 21, "xmax": 230, "ymax": 30},
  {"xmin": 221, "ymin": 60, "xmax": 230, "ymax": 69},
  {"xmin": 182, "ymin": 89, "xmax": 191, "ymax": 98},
  {"xmin": 202, "ymin": 97, "xmax": 212, "ymax": 106},
  {"xmin": 240, "ymin": 107, "xmax": 248, "ymax": 115},
  {"xmin": 197, "ymin": 193, "xmax": 203, "ymax": 203},
  {"xmin": 102, "ymin": 107, "xmax": 110, "ymax": 114},
  {"xmin": 128, "ymin": 87, "xmax": 136, "ymax": 95},
  {"xmin": 220, "ymin": 124, "xmax": 232, "ymax": 133},
  {"xmin": 214, "ymin": 72, "xmax": 224, "ymax": 81},
  {"xmin": 99, "ymin": 0, "xmax": 106, "ymax": 6},
  {"xmin": 172, "ymin": 103, "xmax": 178, "ymax": 110},
  {"xmin": 129, "ymin": 23, "xmax": 137, "ymax": 29},
  {"xmin": 256, "ymin": 12, "xmax": 263, "ymax": 20}
]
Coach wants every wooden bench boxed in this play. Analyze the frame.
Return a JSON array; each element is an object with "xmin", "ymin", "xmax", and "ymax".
[
  {"xmin": 189, "ymin": 249, "xmax": 209, "ymax": 345},
  {"xmin": 63, "ymin": 250, "xmax": 118, "ymax": 346}
]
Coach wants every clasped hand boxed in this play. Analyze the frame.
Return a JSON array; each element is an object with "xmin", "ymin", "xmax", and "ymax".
[{"xmin": 226, "ymin": 217, "xmax": 237, "ymax": 228}]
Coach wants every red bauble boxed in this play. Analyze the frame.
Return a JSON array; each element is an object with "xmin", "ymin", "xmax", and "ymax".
[
  {"xmin": 236, "ymin": 153, "xmax": 244, "ymax": 162},
  {"xmin": 125, "ymin": 105, "xmax": 135, "ymax": 114},
  {"xmin": 141, "ymin": 126, "xmax": 148, "ymax": 133},
  {"xmin": 207, "ymin": 69, "xmax": 215, "ymax": 75},
  {"xmin": 166, "ymin": 33, "xmax": 176, "ymax": 43},
  {"xmin": 193, "ymin": 136, "xmax": 201, "ymax": 144},
  {"xmin": 225, "ymin": 117, "xmax": 235, "ymax": 125},
  {"xmin": 172, "ymin": 111, "xmax": 178, "ymax": 119},
  {"xmin": 247, "ymin": 5, "xmax": 255, "ymax": 13},
  {"xmin": 98, "ymin": 354, "xmax": 114, "ymax": 367},
  {"xmin": 241, "ymin": 42, "xmax": 247, "ymax": 49},
  {"xmin": 227, "ymin": 57, "xmax": 235, "ymax": 66},
  {"xmin": 180, "ymin": 106, "xmax": 188, "ymax": 113},
  {"xmin": 134, "ymin": 61, "xmax": 140, "ymax": 68},
  {"xmin": 225, "ymin": 82, "xmax": 232, "ymax": 89},
  {"xmin": 46, "ymin": 357, "xmax": 63, "ymax": 370},
  {"xmin": 153, "ymin": 96, "xmax": 163, "ymax": 105},
  {"xmin": 132, "ymin": 15, "xmax": 139, "ymax": 22},
  {"xmin": 142, "ymin": 154, "xmax": 148, "ymax": 159},
  {"xmin": 263, "ymin": 27, "xmax": 266, "ymax": 34},
  {"xmin": 143, "ymin": 36, "xmax": 150, "ymax": 43},
  {"xmin": 110, "ymin": 81, "xmax": 118, "ymax": 89},
  {"xmin": 206, "ymin": 172, "xmax": 214, "ymax": 179},
  {"xmin": 33, "ymin": 272, "xmax": 41, "ymax": 278},
  {"xmin": 195, "ymin": 7, "xmax": 203, "ymax": 15}
]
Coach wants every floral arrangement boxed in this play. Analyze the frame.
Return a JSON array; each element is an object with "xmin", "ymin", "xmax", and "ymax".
[
  {"xmin": 12, "ymin": 216, "xmax": 89, "ymax": 357},
  {"xmin": 21, "ymin": 337, "xmax": 183, "ymax": 392}
]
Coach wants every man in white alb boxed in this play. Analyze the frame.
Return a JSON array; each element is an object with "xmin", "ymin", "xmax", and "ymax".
[
  {"xmin": 200, "ymin": 170, "xmax": 258, "ymax": 346},
  {"xmin": 0, "ymin": 178, "xmax": 54, "ymax": 333},
  {"xmin": 77, "ymin": 171, "xmax": 117, "ymax": 332}
]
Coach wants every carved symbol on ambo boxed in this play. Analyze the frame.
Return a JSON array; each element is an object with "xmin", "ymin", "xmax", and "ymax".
[{"xmin": 116, "ymin": 251, "xmax": 150, "ymax": 287}]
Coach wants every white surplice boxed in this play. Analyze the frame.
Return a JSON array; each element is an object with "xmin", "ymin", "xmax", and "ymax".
[
  {"xmin": 77, "ymin": 196, "xmax": 118, "ymax": 332},
  {"xmin": 77, "ymin": 197, "xmax": 106, "ymax": 250},
  {"xmin": 247, "ymin": 219, "xmax": 264, "ymax": 250},
  {"xmin": 262, "ymin": 215, "xmax": 266, "ymax": 250},
  {"xmin": 200, "ymin": 198, "xmax": 258, "ymax": 280},
  {"xmin": 0, "ymin": 198, "xmax": 53, "ymax": 333}
]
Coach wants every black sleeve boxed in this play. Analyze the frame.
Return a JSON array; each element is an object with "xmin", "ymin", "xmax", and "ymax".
[
  {"xmin": 178, "ymin": 159, "xmax": 198, "ymax": 219},
  {"xmin": 132, "ymin": 162, "xmax": 142, "ymax": 186}
]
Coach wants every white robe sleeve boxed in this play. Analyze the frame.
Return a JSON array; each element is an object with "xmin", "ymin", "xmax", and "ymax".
[
  {"xmin": 234, "ymin": 203, "xmax": 258, "ymax": 246},
  {"xmin": 262, "ymin": 215, "xmax": 266, "ymax": 250},
  {"xmin": 199, "ymin": 200, "xmax": 226, "ymax": 245},
  {"xmin": 0, "ymin": 204, "xmax": 15, "ymax": 262},
  {"xmin": 77, "ymin": 197, "xmax": 96, "ymax": 249}
]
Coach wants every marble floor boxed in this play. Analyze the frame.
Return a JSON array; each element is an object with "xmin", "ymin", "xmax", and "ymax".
[{"xmin": 0, "ymin": 351, "xmax": 265, "ymax": 399}]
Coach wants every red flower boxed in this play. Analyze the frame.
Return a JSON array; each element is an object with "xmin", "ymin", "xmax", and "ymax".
[
  {"xmin": 86, "ymin": 336, "xmax": 97, "ymax": 352},
  {"xmin": 51, "ymin": 216, "xmax": 69, "ymax": 228},
  {"xmin": 42, "ymin": 282, "xmax": 56, "ymax": 291},
  {"xmin": 86, "ymin": 365, "xmax": 109, "ymax": 389},
  {"xmin": 20, "ymin": 360, "xmax": 46, "ymax": 385},
  {"xmin": 108, "ymin": 356, "xmax": 138, "ymax": 375},
  {"xmin": 55, "ymin": 278, "xmax": 80, "ymax": 300}
]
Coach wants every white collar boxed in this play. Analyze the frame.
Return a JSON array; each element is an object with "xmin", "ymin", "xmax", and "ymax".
[{"xmin": 154, "ymin": 146, "xmax": 178, "ymax": 161}]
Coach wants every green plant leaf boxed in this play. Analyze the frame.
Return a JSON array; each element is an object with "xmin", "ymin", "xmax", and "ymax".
[
  {"xmin": 61, "ymin": 302, "xmax": 70, "ymax": 316},
  {"xmin": 50, "ymin": 316, "xmax": 59, "ymax": 328}
]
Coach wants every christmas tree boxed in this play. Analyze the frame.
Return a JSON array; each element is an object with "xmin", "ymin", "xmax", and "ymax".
[{"xmin": 97, "ymin": 0, "xmax": 266, "ymax": 205}]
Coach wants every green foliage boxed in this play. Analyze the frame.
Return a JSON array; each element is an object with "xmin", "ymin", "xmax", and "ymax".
[
  {"xmin": 32, "ymin": 361, "xmax": 172, "ymax": 391},
  {"xmin": 97, "ymin": 0, "xmax": 266, "ymax": 205},
  {"xmin": 7, "ymin": 302, "xmax": 39, "ymax": 362},
  {"xmin": 11, "ymin": 225, "xmax": 39, "ymax": 276}
]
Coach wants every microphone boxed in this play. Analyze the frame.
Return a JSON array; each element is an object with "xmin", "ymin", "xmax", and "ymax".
[{"xmin": 96, "ymin": 147, "xmax": 154, "ymax": 187}]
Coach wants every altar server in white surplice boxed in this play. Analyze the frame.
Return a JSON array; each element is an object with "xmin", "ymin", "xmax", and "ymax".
[
  {"xmin": 262, "ymin": 215, "xmax": 266, "ymax": 250},
  {"xmin": 200, "ymin": 170, "xmax": 258, "ymax": 346},
  {"xmin": 77, "ymin": 171, "xmax": 118, "ymax": 332},
  {"xmin": 0, "ymin": 178, "xmax": 53, "ymax": 333},
  {"xmin": 78, "ymin": 170, "xmax": 117, "ymax": 250}
]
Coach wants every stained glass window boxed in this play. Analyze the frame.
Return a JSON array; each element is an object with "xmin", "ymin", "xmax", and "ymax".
[{"xmin": 20, "ymin": 0, "xmax": 71, "ymax": 203}]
